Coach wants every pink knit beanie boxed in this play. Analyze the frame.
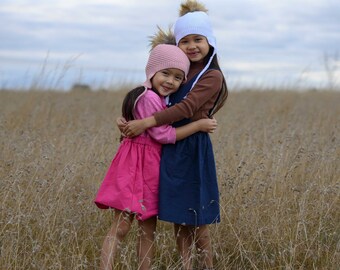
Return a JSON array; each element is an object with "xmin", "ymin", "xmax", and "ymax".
[{"xmin": 143, "ymin": 44, "xmax": 190, "ymax": 88}]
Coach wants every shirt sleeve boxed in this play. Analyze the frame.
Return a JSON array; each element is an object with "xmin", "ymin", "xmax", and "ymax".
[
  {"xmin": 153, "ymin": 69, "xmax": 223, "ymax": 126},
  {"xmin": 134, "ymin": 91, "xmax": 176, "ymax": 144}
]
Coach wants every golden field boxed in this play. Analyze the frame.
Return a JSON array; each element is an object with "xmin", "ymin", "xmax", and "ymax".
[{"xmin": 0, "ymin": 89, "xmax": 339, "ymax": 269}]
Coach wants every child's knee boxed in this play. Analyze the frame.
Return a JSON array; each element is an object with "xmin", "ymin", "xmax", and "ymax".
[
  {"xmin": 114, "ymin": 212, "xmax": 133, "ymax": 238},
  {"xmin": 116, "ymin": 222, "xmax": 131, "ymax": 238}
]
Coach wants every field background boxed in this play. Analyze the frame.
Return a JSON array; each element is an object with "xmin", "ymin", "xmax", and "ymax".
[{"xmin": 0, "ymin": 89, "xmax": 339, "ymax": 269}]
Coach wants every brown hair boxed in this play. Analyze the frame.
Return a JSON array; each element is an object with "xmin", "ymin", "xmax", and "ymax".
[{"xmin": 206, "ymin": 49, "xmax": 228, "ymax": 116}]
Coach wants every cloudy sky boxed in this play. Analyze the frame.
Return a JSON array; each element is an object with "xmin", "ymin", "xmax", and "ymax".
[{"xmin": 1, "ymin": 0, "xmax": 339, "ymax": 90}]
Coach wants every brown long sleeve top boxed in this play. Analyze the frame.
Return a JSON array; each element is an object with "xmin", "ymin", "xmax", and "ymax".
[{"xmin": 153, "ymin": 61, "xmax": 223, "ymax": 126}]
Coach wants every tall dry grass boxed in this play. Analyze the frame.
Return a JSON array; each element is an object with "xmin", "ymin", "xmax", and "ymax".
[{"xmin": 0, "ymin": 89, "xmax": 339, "ymax": 269}]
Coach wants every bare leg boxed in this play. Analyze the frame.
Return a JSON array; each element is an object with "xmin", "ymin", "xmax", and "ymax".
[
  {"xmin": 174, "ymin": 224, "xmax": 194, "ymax": 270},
  {"xmin": 100, "ymin": 210, "xmax": 134, "ymax": 270},
  {"xmin": 195, "ymin": 225, "xmax": 214, "ymax": 269},
  {"xmin": 137, "ymin": 216, "xmax": 157, "ymax": 270}
]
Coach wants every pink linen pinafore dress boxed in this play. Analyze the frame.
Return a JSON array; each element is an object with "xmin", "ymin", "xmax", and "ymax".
[{"xmin": 94, "ymin": 89, "xmax": 176, "ymax": 221}]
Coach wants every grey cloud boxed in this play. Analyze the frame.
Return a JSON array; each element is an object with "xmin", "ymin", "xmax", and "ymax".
[{"xmin": 0, "ymin": 0, "xmax": 339, "ymax": 89}]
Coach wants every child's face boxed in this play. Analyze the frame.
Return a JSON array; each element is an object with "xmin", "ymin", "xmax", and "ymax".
[
  {"xmin": 151, "ymin": 68, "xmax": 185, "ymax": 97},
  {"xmin": 178, "ymin": 34, "xmax": 210, "ymax": 63}
]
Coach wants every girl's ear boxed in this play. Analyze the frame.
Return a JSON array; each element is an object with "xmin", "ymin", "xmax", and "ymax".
[{"xmin": 149, "ymin": 26, "xmax": 176, "ymax": 50}]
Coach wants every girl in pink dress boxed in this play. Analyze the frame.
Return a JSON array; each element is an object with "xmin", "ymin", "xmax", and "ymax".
[{"xmin": 94, "ymin": 44, "xmax": 217, "ymax": 270}]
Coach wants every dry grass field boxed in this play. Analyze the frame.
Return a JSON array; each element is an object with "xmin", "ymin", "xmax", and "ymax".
[{"xmin": 0, "ymin": 89, "xmax": 339, "ymax": 269}]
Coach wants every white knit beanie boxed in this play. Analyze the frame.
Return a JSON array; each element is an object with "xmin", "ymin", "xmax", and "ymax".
[
  {"xmin": 174, "ymin": 11, "xmax": 216, "ymax": 49},
  {"xmin": 143, "ymin": 44, "xmax": 190, "ymax": 89},
  {"xmin": 174, "ymin": 11, "xmax": 217, "ymax": 91}
]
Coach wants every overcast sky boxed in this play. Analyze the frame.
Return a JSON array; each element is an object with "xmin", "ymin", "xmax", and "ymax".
[{"xmin": 1, "ymin": 0, "xmax": 339, "ymax": 90}]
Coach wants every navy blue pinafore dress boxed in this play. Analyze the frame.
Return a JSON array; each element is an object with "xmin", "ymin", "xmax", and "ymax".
[{"xmin": 158, "ymin": 74, "xmax": 220, "ymax": 226}]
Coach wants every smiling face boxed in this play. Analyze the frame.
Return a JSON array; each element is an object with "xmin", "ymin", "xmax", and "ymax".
[
  {"xmin": 151, "ymin": 68, "xmax": 185, "ymax": 96},
  {"xmin": 178, "ymin": 34, "xmax": 210, "ymax": 63}
]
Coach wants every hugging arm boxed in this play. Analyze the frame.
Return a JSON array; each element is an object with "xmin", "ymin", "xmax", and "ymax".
[
  {"xmin": 175, "ymin": 118, "xmax": 217, "ymax": 141},
  {"xmin": 118, "ymin": 116, "xmax": 217, "ymax": 141}
]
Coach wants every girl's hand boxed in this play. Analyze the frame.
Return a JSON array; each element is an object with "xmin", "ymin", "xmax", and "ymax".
[
  {"xmin": 196, "ymin": 118, "xmax": 217, "ymax": 133},
  {"xmin": 116, "ymin": 117, "xmax": 127, "ymax": 135},
  {"xmin": 123, "ymin": 119, "xmax": 148, "ymax": 137}
]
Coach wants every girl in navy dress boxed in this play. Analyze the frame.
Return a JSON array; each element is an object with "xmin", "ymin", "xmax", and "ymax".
[{"xmin": 120, "ymin": 1, "xmax": 228, "ymax": 269}]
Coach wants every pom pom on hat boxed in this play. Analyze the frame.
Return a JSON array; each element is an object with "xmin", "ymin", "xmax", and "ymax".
[
  {"xmin": 143, "ymin": 44, "xmax": 190, "ymax": 89},
  {"xmin": 149, "ymin": 26, "xmax": 176, "ymax": 50},
  {"xmin": 179, "ymin": 0, "xmax": 208, "ymax": 16}
]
